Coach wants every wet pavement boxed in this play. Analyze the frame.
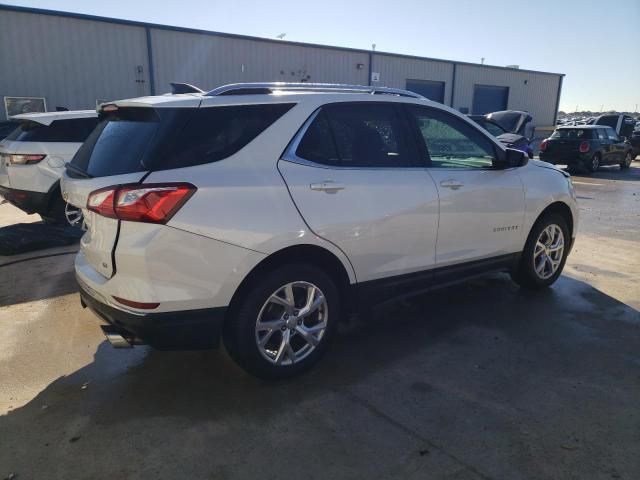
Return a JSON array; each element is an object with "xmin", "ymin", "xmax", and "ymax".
[{"xmin": 1, "ymin": 163, "xmax": 639, "ymax": 480}]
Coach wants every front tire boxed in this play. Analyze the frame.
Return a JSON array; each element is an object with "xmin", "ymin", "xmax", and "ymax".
[
  {"xmin": 224, "ymin": 263, "xmax": 340, "ymax": 379},
  {"xmin": 620, "ymin": 152, "xmax": 632, "ymax": 170},
  {"xmin": 511, "ymin": 213, "xmax": 570, "ymax": 289}
]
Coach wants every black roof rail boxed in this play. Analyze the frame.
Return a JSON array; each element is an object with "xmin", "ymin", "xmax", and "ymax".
[{"xmin": 170, "ymin": 82, "xmax": 204, "ymax": 94}]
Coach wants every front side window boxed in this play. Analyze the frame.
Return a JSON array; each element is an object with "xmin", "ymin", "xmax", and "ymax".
[
  {"xmin": 606, "ymin": 128, "xmax": 619, "ymax": 141},
  {"xmin": 295, "ymin": 103, "xmax": 415, "ymax": 168},
  {"xmin": 408, "ymin": 106, "xmax": 497, "ymax": 169}
]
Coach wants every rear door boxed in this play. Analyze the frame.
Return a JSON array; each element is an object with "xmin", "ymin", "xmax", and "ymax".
[
  {"xmin": 605, "ymin": 128, "xmax": 624, "ymax": 162},
  {"xmin": 278, "ymin": 102, "xmax": 440, "ymax": 285},
  {"xmin": 406, "ymin": 104, "xmax": 525, "ymax": 267}
]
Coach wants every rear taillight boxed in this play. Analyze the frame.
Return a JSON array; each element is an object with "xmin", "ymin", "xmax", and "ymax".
[
  {"xmin": 87, "ymin": 183, "xmax": 196, "ymax": 224},
  {"xmin": 539, "ymin": 139, "xmax": 549, "ymax": 152},
  {"xmin": 579, "ymin": 141, "xmax": 590, "ymax": 153},
  {"xmin": 8, "ymin": 154, "xmax": 46, "ymax": 165}
]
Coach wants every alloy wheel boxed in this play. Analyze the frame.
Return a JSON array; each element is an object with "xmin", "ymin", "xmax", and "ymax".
[
  {"xmin": 533, "ymin": 224, "xmax": 565, "ymax": 280},
  {"xmin": 64, "ymin": 202, "xmax": 85, "ymax": 229},
  {"xmin": 591, "ymin": 155, "xmax": 600, "ymax": 171},
  {"xmin": 625, "ymin": 153, "xmax": 632, "ymax": 167},
  {"xmin": 255, "ymin": 281, "xmax": 328, "ymax": 366}
]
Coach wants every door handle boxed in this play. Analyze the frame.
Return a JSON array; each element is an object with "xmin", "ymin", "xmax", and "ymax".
[
  {"xmin": 440, "ymin": 179, "xmax": 464, "ymax": 190},
  {"xmin": 310, "ymin": 181, "xmax": 345, "ymax": 193}
]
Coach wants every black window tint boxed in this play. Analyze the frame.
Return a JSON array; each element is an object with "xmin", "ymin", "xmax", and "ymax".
[
  {"xmin": 70, "ymin": 104, "xmax": 293, "ymax": 178},
  {"xmin": 409, "ymin": 106, "xmax": 497, "ymax": 169},
  {"xmin": 158, "ymin": 103, "xmax": 294, "ymax": 170},
  {"xmin": 597, "ymin": 116, "xmax": 618, "ymax": 129},
  {"xmin": 6, "ymin": 117, "xmax": 98, "ymax": 142},
  {"xmin": 70, "ymin": 108, "xmax": 162, "ymax": 177},
  {"xmin": 324, "ymin": 103, "xmax": 414, "ymax": 167},
  {"xmin": 295, "ymin": 111, "xmax": 340, "ymax": 165},
  {"xmin": 597, "ymin": 129, "xmax": 607, "ymax": 140}
]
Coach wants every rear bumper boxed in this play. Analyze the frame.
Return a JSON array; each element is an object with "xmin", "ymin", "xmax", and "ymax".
[
  {"xmin": 0, "ymin": 185, "xmax": 48, "ymax": 214},
  {"xmin": 77, "ymin": 275, "xmax": 227, "ymax": 350}
]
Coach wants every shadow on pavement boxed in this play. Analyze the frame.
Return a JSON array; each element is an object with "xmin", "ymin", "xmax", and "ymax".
[
  {"xmin": 1, "ymin": 273, "xmax": 638, "ymax": 479},
  {"xmin": 0, "ymin": 222, "xmax": 82, "ymax": 256}
]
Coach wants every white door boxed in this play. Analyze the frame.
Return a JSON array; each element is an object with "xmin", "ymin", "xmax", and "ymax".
[
  {"xmin": 406, "ymin": 105, "xmax": 525, "ymax": 266},
  {"xmin": 278, "ymin": 102, "xmax": 439, "ymax": 283}
]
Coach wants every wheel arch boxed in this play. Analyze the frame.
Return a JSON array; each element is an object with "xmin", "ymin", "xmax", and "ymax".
[
  {"xmin": 535, "ymin": 201, "xmax": 574, "ymax": 238},
  {"xmin": 226, "ymin": 244, "xmax": 355, "ymax": 325}
]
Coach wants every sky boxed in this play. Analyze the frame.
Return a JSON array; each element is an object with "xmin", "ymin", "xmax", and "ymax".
[{"xmin": 3, "ymin": 0, "xmax": 639, "ymax": 112}]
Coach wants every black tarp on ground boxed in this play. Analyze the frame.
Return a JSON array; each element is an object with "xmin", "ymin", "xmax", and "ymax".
[{"xmin": 0, "ymin": 223, "xmax": 83, "ymax": 256}]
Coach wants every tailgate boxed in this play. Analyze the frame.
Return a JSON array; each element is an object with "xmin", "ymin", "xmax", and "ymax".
[
  {"xmin": 547, "ymin": 139, "xmax": 581, "ymax": 156},
  {"xmin": 61, "ymin": 170, "xmax": 146, "ymax": 278}
]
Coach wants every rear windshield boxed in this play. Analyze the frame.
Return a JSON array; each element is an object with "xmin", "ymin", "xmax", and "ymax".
[
  {"xmin": 69, "ymin": 103, "xmax": 294, "ymax": 178},
  {"xmin": 5, "ymin": 118, "xmax": 98, "ymax": 142},
  {"xmin": 550, "ymin": 129, "xmax": 595, "ymax": 139}
]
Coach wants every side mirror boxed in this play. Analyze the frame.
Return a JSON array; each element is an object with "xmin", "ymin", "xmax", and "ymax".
[{"xmin": 504, "ymin": 148, "xmax": 528, "ymax": 168}]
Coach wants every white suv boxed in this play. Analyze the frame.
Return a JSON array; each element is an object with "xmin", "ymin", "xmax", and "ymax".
[
  {"xmin": 61, "ymin": 83, "xmax": 578, "ymax": 379},
  {"xmin": 0, "ymin": 110, "xmax": 98, "ymax": 226}
]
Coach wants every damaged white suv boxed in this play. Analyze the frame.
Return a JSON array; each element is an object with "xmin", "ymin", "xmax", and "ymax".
[{"xmin": 62, "ymin": 83, "xmax": 578, "ymax": 379}]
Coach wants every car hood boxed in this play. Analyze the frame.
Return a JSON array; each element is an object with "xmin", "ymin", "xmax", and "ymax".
[
  {"xmin": 531, "ymin": 158, "xmax": 570, "ymax": 178},
  {"xmin": 485, "ymin": 110, "xmax": 533, "ymax": 135}
]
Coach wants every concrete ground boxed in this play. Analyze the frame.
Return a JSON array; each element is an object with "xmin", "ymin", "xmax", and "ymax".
[{"xmin": 0, "ymin": 163, "xmax": 639, "ymax": 480}]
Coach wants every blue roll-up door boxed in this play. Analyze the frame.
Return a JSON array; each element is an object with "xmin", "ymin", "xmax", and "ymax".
[
  {"xmin": 406, "ymin": 79, "xmax": 445, "ymax": 103},
  {"xmin": 472, "ymin": 85, "xmax": 509, "ymax": 114}
]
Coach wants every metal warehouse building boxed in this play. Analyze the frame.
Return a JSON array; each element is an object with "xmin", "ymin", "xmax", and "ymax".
[{"xmin": 0, "ymin": 5, "xmax": 563, "ymax": 125}]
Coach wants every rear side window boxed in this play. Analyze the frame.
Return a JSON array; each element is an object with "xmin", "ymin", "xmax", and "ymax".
[
  {"xmin": 5, "ymin": 118, "xmax": 98, "ymax": 142},
  {"xmin": 551, "ymin": 129, "xmax": 595, "ymax": 139},
  {"xmin": 70, "ymin": 104, "xmax": 294, "ymax": 178},
  {"xmin": 597, "ymin": 129, "xmax": 607, "ymax": 140},
  {"xmin": 156, "ymin": 103, "xmax": 294, "ymax": 171},
  {"xmin": 295, "ymin": 103, "xmax": 415, "ymax": 168}
]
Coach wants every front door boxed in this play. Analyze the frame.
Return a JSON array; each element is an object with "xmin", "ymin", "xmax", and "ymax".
[
  {"xmin": 406, "ymin": 105, "xmax": 526, "ymax": 267},
  {"xmin": 278, "ymin": 102, "xmax": 440, "ymax": 284}
]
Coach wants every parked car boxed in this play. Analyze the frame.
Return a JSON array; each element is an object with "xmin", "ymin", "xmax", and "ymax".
[
  {"xmin": 0, "ymin": 121, "xmax": 17, "ymax": 141},
  {"xmin": 630, "ymin": 128, "xmax": 640, "ymax": 158},
  {"xmin": 62, "ymin": 83, "xmax": 578, "ymax": 379},
  {"xmin": 0, "ymin": 110, "xmax": 98, "ymax": 226},
  {"xmin": 469, "ymin": 110, "xmax": 535, "ymax": 158},
  {"xmin": 539, "ymin": 125, "xmax": 634, "ymax": 173},
  {"xmin": 588, "ymin": 113, "xmax": 636, "ymax": 138}
]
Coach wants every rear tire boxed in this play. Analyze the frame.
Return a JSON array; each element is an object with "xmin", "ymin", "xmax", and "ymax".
[
  {"xmin": 44, "ymin": 196, "xmax": 84, "ymax": 228},
  {"xmin": 511, "ymin": 213, "xmax": 570, "ymax": 290},
  {"xmin": 224, "ymin": 263, "xmax": 340, "ymax": 379},
  {"xmin": 620, "ymin": 152, "xmax": 632, "ymax": 170},
  {"xmin": 584, "ymin": 153, "xmax": 600, "ymax": 173}
]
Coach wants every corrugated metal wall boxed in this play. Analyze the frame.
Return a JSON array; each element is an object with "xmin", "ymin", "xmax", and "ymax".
[
  {"xmin": 0, "ymin": 7, "xmax": 562, "ymax": 125},
  {"xmin": 150, "ymin": 29, "xmax": 369, "ymax": 93},
  {"xmin": 0, "ymin": 9, "xmax": 150, "ymax": 118},
  {"xmin": 370, "ymin": 55, "xmax": 454, "ymax": 104},
  {"xmin": 453, "ymin": 65, "xmax": 560, "ymax": 125}
]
